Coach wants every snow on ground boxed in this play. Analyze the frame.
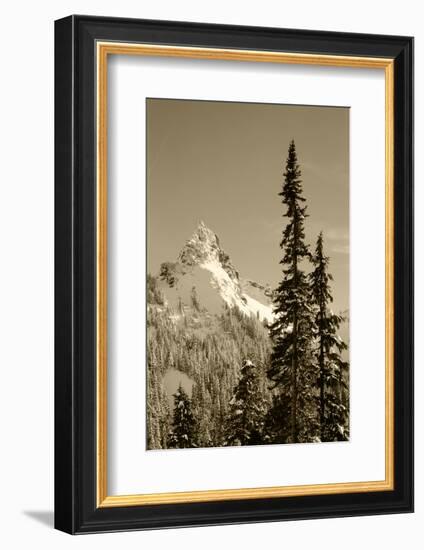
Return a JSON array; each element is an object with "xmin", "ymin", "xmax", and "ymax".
[
  {"xmin": 242, "ymin": 293, "xmax": 273, "ymax": 323},
  {"xmin": 200, "ymin": 259, "xmax": 273, "ymax": 322}
]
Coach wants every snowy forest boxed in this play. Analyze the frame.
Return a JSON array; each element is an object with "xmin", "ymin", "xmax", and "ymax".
[{"xmin": 147, "ymin": 140, "xmax": 349, "ymax": 449}]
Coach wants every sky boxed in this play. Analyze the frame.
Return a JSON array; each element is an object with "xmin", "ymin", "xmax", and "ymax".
[{"xmin": 147, "ymin": 98, "xmax": 349, "ymax": 316}]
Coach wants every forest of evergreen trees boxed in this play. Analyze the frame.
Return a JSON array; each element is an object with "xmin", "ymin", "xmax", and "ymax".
[{"xmin": 147, "ymin": 140, "xmax": 349, "ymax": 449}]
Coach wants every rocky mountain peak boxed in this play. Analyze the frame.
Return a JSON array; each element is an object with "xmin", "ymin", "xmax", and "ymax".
[
  {"xmin": 158, "ymin": 221, "xmax": 273, "ymax": 323},
  {"xmin": 194, "ymin": 220, "xmax": 220, "ymax": 248},
  {"xmin": 178, "ymin": 221, "xmax": 239, "ymax": 281}
]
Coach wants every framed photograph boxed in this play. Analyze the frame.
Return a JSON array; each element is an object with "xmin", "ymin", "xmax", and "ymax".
[{"xmin": 54, "ymin": 15, "xmax": 413, "ymax": 534}]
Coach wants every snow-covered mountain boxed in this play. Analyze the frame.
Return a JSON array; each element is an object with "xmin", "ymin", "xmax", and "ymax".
[{"xmin": 158, "ymin": 221, "xmax": 273, "ymax": 323}]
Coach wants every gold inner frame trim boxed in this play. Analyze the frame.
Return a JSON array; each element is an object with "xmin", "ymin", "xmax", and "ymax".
[{"xmin": 96, "ymin": 41, "xmax": 395, "ymax": 508}]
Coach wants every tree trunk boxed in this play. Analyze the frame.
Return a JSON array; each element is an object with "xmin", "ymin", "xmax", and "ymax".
[
  {"xmin": 292, "ymin": 314, "xmax": 298, "ymax": 443},
  {"xmin": 319, "ymin": 310, "xmax": 325, "ymax": 441},
  {"xmin": 291, "ymin": 207, "xmax": 299, "ymax": 443}
]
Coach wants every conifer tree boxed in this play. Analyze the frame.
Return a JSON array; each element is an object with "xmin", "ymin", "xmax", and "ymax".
[
  {"xmin": 225, "ymin": 360, "xmax": 267, "ymax": 446},
  {"xmin": 310, "ymin": 232, "xmax": 349, "ymax": 441},
  {"xmin": 191, "ymin": 381, "xmax": 213, "ymax": 447},
  {"xmin": 146, "ymin": 347, "xmax": 171, "ymax": 449},
  {"xmin": 262, "ymin": 393, "xmax": 291, "ymax": 444},
  {"xmin": 268, "ymin": 140, "xmax": 319, "ymax": 443},
  {"xmin": 190, "ymin": 286, "xmax": 201, "ymax": 312},
  {"xmin": 167, "ymin": 384, "xmax": 197, "ymax": 448}
]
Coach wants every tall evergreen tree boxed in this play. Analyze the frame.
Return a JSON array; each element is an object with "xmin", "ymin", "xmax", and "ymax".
[
  {"xmin": 268, "ymin": 140, "xmax": 319, "ymax": 443},
  {"xmin": 167, "ymin": 384, "xmax": 197, "ymax": 448},
  {"xmin": 225, "ymin": 360, "xmax": 267, "ymax": 446},
  {"xmin": 191, "ymin": 381, "xmax": 213, "ymax": 447},
  {"xmin": 262, "ymin": 393, "xmax": 291, "ymax": 444},
  {"xmin": 147, "ymin": 347, "xmax": 170, "ymax": 449},
  {"xmin": 310, "ymin": 232, "xmax": 349, "ymax": 441}
]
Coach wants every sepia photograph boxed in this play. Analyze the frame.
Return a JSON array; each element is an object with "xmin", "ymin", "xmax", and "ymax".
[{"xmin": 146, "ymin": 98, "xmax": 350, "ymax": 450}]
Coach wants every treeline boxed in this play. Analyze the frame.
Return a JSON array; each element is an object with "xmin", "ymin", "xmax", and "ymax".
[
  {"xmin": 147, "ymin": 288, "xmax": 272, "ymax": 449},
  {"xmin": 147, "ymin": 140, "xmax": 349, "ymax": 449}
]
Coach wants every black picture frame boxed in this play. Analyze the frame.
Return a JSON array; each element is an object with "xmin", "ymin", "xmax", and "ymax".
[{"xmin": 55, "ymin": 15, "xmax": 414, "ymax": 534}]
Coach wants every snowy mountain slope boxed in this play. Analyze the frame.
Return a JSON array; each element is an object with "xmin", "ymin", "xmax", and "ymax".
[{"xmin": 158, "ymin": 221, "xmax": 273, "ymax": 322}]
